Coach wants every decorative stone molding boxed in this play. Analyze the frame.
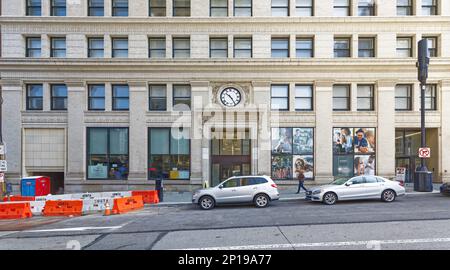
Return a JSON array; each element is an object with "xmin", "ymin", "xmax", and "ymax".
[
  {"xmin": 211, "ymin": 82, "xmax": 251, "ymax": 107},
  {"xmin": 127, "ymin": 81, "xmax": 147, "ymax": 89},
  {"xmin": 84, "ymin": 112, "xmax": 130, "ymax": 123},
  {"xmin": 0, "ymin": 79, "xmax": 22, "ymax": 89},
  {"xmin": 22, "ymin": 111, "xmax": 68, "ymax": 124}
]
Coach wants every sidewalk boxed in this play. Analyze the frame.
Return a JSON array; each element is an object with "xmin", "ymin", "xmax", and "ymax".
[{"xmin": 156, "ymin": 183, "xmax": 442, "ymax": 206}]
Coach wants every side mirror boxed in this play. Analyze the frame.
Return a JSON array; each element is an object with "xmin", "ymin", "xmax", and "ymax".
[
  {"xmin": 219, "ymin": 185, "xmax": 223, "ymax": 189},
  {"xmin": 345, "ymin": 182, "xmax": 351, "ymax": 186}
]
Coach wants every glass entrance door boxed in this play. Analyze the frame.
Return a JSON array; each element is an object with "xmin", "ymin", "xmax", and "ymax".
[{"xmin": 396, "ymin": 157, "xmax": 412, "ymax": 183}]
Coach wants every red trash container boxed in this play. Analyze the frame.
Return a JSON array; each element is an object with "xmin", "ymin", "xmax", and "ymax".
[{"xmin": 21, "ymin": 176, "xmax": 51, "ymax": 197}]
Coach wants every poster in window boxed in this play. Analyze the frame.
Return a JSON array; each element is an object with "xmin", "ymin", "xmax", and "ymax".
[
  {"xmin": 333, "ymin": 128, "xmax": 354, "ymax": 154},
  {"xmin": 293, "ymin": 128, "xmax": 313, "ymax": 155},
  {"xmin": 88, "ymin": 164, "xmax": 108, "ymax": 179},
  {"xmin": 271, "ymin": 156, "xmax": 292, "ymax": 179},
  {"xmin": 272, "ymin": 128, "xmax": 293, "ymax": 154},
  {"xmin": 333, "ymin": 155, "xmax": 354, "ymax": 177},
  {"xmin": 293, "ymin": 155, "xmax": 314, "ymax": 180},
  {"xmin": 354, "ymin": 155, "xmax": 376, "ymax": 176},
  {"xmin": 353, "ymin": 128, "xmax": 375, "ymax": 154}
]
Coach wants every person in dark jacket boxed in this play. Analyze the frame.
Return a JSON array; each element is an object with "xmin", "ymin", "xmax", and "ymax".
[{"xmin": 296, "ymin": 169, "xmax": 308, "ymax": 194}]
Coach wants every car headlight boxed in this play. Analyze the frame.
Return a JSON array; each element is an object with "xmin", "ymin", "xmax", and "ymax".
[{"xmin": 312, "ymin": 189, "xmax": 322, "ymax": 195}]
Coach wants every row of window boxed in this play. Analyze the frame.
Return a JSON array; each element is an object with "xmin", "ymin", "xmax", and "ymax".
[
  {"xmin": 24, "ymin": 35, "xmax": 439, "ymax": 59},
  {"xmin": 25, "ymin": 84, "xmax": 191, "ymax": 111},
  {"xmin": 270, "ymin": 84, "xmax": 438, "ymax": 111},
  {"xmin": 25, "ymin": 0, "xmax": 441, "ymax": 17},
  {"xmin": 25, "ymin": 83, "xmax": 438, "ymax": 112}
]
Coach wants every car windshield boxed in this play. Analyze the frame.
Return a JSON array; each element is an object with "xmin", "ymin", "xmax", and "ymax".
[{"xmin": 330, "ymin": 178, "xmax": 349, "ymax": 185}]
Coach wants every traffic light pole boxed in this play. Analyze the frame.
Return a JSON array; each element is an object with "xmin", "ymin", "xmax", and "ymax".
[{"xmin": 419, "ymin": 83, "xmax": 427, "ymax": 171}]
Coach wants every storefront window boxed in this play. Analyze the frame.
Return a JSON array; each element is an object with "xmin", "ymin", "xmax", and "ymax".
[
  {"xmin": 271, "ymin": 128, "xmax": 314, "ymax": 180},
  {"xmin": 87, "ymin": 128, "xmax": 129, "ymax": 180},
  {"xmin": 148, "ymin": 128, "xmax": 190, "ymax": 180},
  {"xmin": 333, "ymin": 127, "xmax": 376, "ymax": 178}
]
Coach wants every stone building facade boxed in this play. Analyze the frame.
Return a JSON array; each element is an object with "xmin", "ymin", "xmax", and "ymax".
[{"xmin": 0, "ymin": 0, "xmax": 449, "ymax": 193}]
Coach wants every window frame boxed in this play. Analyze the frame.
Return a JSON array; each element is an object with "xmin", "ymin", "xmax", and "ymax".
[
  {"xmin": 88, "ymin": 84, "xmax": 106, "ymax": 111},
  {"xmin": 149, "ymin": 37, "xmax": 166, "ymax": 58},
  {"xmin": 333, "ymin": 84, "xmax": 351, "ymax": 111},
  {"xmin": 425, "ymin": 84, "xmax": 437, "ymax": 111},
  {"xmin": 396, "ymin": 37, "xmax": 413, "ymax": 58},
  {"xmin": 210, "ymin": 37, "xmax": 228, "ymax": 58},
  {"xmin": 112, "ymin": 84, "xmax": 130, "ymax": 111},
  {"xmin": 173, "ymin": 84, "xmax": 191, "ymax": 110},
  {"xmin": 358, "ymin": 37, "xmax": 376, "ymax": 58},
  {"xmin": 26, "ymin": 84, "xmax": 44, "ymax": 111},
  {"xmin": 271, "ymin": 37, "xmax": 290, "ymax": 58},
  {"xmin": 50, "ymin": 37, "xmax": 66, "ymax": 58},
  {"xmin": 334, "ymin": 37, "xmax": 351, "ymax": 58},
  {"xmin": 173, "ymin": 0, "xmax": 191, "ymax": 17},
  {"xmin": 357, "ymin": 84, "xmax": 375, "ymax": 111},
  {"xmin": 397, "ymin": 0, "xmax": 413, "ymax": 16},
  {"xmin": 272, "ymin": 0, "xmax": 290, "ymax": 17},
  {"xmin": 296, "ymin": 37, "xmax": 314, "ymax": 58},
  {"xmin": 172, "ymin": 37, "xmax": 191, "ymax": 58},
  {"xmin": 112, "ymin": 0, "xmax": 129, "ymax": 17},
  {"xmin": 423, "ymin": 36, "xmax": 438, "ymax": 57},
  {"xmin": 295, "ymin": 84, "xmax": 314, "ymax": 111},
  {"xmin": 296, "ymin": 0, "xmax": 314, "ymax": 16},
  {"xmin": 111, "ymin": 37, "xmax": 129, "ymax": 58},
  {"xmin": 149, "ymin": 84, "xmax": 167, "ymax": 111},
  {"xmin": 149, "ymin": 0, "xmax": 167, "ymax": 16},
  {"xmin": 271, "ymin": 84, "xmax": 290, "ymax": 111},
  {"xmin": 358, "ymin": 0, "xmax": 375, "ymax": 16},
  {"xmin": 88, "ymin": 0, "xmax": 105, "ymax": 16},
  {"xmin": 234, "ymin": 0, "xmax": 252, "ymax": 17},
  {"xmin": 422, "ymin": 0, "xmax": 438, "ymax": 15},
  {"xmin": 88, "ymin": 37, "xmax": 105, "ymax": 58},
  {"xmin": 26, "ymin": 0, "xmax": 42, "ymax": 16},
  {"xmin": 334, "ymin": 0, "xmax": 351, "ymax": 16},
  {"xmin": 210, "ymin": 0, "xmax": 228, "ymax": 17},
  {"xmin": 51, "ymin": 0, "xmax": 67, "ymax": 16},
  {"xmin": 26, "ymin": 36, "xmax": 42, "ymax": 58},
  {"xmin": 395, "ymin": 84, "xmax": 413, "ymax": 111},
  {"xmin": 50, "ymin": 84, "xmax": 68, "ymax": 111},
  {"xmin": 233, "ymin": 37, "xmax": 253, "ymax": 58}
]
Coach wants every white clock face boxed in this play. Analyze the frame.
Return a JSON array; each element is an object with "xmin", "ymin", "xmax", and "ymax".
[{"xmin": 220, "ymin": 88, "xmax": 242, "ymax": 107}]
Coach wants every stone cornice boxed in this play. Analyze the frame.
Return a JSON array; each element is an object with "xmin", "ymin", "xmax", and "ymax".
[
  {"xmin": 65, "ymin": 81, "xmax": 85, "ymax": 88},
  {"xmin": 0, "ymin": 79, "xmax": 22, "ymax": 87}
]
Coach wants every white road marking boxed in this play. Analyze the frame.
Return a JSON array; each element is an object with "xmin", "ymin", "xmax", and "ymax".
[
  {"xmin": 25, "ymin": 226, "xmax": 122, "ymax": 233},
  {"xmin": 181, "ymin": 237, "xmax": 450, "ymax": 250}
]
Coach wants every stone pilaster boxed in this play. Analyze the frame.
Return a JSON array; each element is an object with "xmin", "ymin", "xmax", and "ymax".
[
  {"xmin": 253, "ymin": 81, "xmax": 271, "ymax": 177},
  {"xmin": 441, "ymin": 80, "xmax": 450, "ymax": 182}
]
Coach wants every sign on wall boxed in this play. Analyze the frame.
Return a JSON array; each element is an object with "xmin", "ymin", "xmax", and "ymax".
[{"xmin": 0, "ymin": 160, "xmax": 7, "ymax": 172}]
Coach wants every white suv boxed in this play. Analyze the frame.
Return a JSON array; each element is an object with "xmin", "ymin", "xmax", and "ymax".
[{"xmin": 192, "ymin": 176, "xmax": 280, "ymax": 210}]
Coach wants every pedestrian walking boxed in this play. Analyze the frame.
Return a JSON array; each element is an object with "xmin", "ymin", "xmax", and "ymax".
[{"xmin": 296, "ymin": 170, "xmax": 308, "ymax": 194}]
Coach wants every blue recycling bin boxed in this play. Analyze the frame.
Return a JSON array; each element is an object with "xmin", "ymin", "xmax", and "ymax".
[{"xmin": 414, "ymin": 171, "xmax": 433, "ymax": 192}]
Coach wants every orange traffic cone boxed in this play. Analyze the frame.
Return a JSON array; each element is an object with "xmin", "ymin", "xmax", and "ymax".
[{"xmin": 104, "ymin": 201, "xmax": 111, "ymax": 216}]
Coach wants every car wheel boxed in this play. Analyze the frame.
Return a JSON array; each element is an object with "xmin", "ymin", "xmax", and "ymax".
[
  {"xmin": 254, "ymin": 194, "xmax": 270, "ymax": 208},
  {"xmin": 381, "ymin": 189, "xmax": 396, "ymax": 203},
  {"xmin": 199, "ymin": 196, "xmax": 215, "ymax": 210},
  {"xmin": 323, "ymin": 192, "xmax": 338, "ymax": 205}
]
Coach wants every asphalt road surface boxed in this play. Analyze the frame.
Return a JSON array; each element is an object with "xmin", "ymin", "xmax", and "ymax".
[{"xmin": 0, "ymin": 193, "xmax": 449, "ymax": 250}]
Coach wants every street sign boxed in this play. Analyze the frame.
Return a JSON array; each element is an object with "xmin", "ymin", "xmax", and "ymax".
[
  {"xmin": 0, "ymin": 160, "xmax": 6, "ymax": 172},
  {"xmin": 0, "ymin": 172, "xmax": 4, "ymax": 183},
  {"xmin": 418, "ymin": 148, "xmax": 431, "ymax": 158}
]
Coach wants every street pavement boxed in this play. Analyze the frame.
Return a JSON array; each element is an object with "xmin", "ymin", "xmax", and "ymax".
[{"xmin": 0, "ymin": 191, "xmax": 449, "ymax": 250}]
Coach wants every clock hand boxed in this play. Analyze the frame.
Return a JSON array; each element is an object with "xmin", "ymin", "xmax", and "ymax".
[{"xmin": 226, "ymin": 93, "xmax": 236, "ymax": 105}]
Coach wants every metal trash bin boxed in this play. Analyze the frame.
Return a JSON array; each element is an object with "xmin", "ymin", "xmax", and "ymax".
[{"xmin": 414, "ymin": 171, "xmax": 433, "ymax": 192}]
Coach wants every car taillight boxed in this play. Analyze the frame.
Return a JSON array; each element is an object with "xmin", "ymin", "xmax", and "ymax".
[{"xmin": 271, "ymin": 184, "xmax": 278, "ymax": 188}]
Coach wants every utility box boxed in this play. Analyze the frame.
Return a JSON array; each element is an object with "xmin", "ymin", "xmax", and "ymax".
[
  {"xmin": 21, "ymin": 176, "xmax": 51, "ymax": 196},
  {"xmin": 414, "ymin": 171, "xmax": 433, "ymax": 192}
]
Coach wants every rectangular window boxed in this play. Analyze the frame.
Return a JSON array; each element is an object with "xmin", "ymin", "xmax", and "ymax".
[
  {"xmin": 358, "ymin": 0, "xmax": 375, "ymax": 16},
  {"xmin": 234, "ymin": 0, "xmax": 252, "ymax": 16},
  {"xmin": 271, "ymin": 85, "xmax": 289, "ymax": 111},
  {"xmin": 295, "ymin": 85, "xmax": 313, "ymax": 111},
  {"xmin": 395, "ymin": 85, "xmax": 412, "ymax": 111},
  {"xmin": 358, "ymin": 37, "xmax": 375, "ymax": 58},
  {"xmin": 51, "ymin": 84, "xmax": 68, "ymax": 110},
  {"xmin": 210, "ymin": 0, "xmax": 228, "ymax": 17},
  {"xmin": 149, "ymin": 37, "xmax": 166, "ymax": 58},
  {"xmin": 210, "ymin": 38, "xmax": 228, "ymax": 58},
  {"xmin": 334, "ymin": 37, "xmax": 351, "ymax": 58},
  {"xmin": 149, "ymin": 0, "xmax": 166, "ymax": 16},
  {"xmin": 51, "ymin": 0, "xmax": 66, "ymax": 16},
  {"xmin": 27, "ymin": 0, "xmax": 42, "ymax": 16},
  {"xmin": 173, "ymin": 0, "xmax": 191, "ymax": 16},
  {"xmin": 397, "ymin": 0, "xmax": 412, "ymax": 15},
  {"xmin": 88, "ymin": 37, "xmax": 104, "ymax": 58},
  {"xmin": 26, "ymin": 37, "xmax": 41, "ymax": 58},
  {"xmin": 88, "ymin": 84, "xmax": 105, "ymax": 111},
  {"xmin": 423, "ymin": 36, "xmax": 438, "ymax": 57},
  {"xmin": 149, "ymin": 85, "xmax": 167, "ymax": 111},
  {"xmin": 272, "ymin": 0, "xmax": 289, "ymax": 16},
  {"xmin": 397, "ymin": 37, "xmax": 413, "ymax": 57},
  {"xmin": 234, "ymin": 37, "xmax": 252, "ymax": 58},
  {"xmin": 173, "ymin": 37, "xmax": 190, "ymax": 58},
  {"xmin": 26, "ymin": 84, "xmax": 43, "ymax": 110},
  {"xmin": 88, "ymin": 0, "xmax": 104, "ymax": 16},
  {"xmin": 422, "ymin": 0, "xmax": 437, "ymax": 15},
  {"xmin": 112, "ymin": 84, "xmax": 129, "ymax": 111},
  {"xmin": 334, "ymin": 0, "xmax": 350, "ymax": 16},
  {"xmin": 272, "ymin": 38, "xmax": 289, "ymax": 58},
  {"xmin": 333, "ymin": 85, "xmax": 350, "ymax": 111},
  {"xmin": 149, "ymin": 128, "xmax": 190, "ymax": 180},
  {"xmin": 357, "ymin": 85, "xmax": 374, "ymax": 111},
  {"xmin": 87, "ymin": 128, "xmax": 129, "ymax": 180},
  {"xmin": 425, "ymin": 84, "xmax": 437, "ymax": 111},
  {"xmin": 112, "ymin": 0, "xmax": 128, "ymax": 16},
  {"xmin": 296, "ymin": 37, "xmax": 314, "ymax": 58},
  {"xmin": 112, "ymin": 38, "xmax": 128, "ymax": 58},
  {"xmin": 271, "ymin": 128, "xmax": 314, "ymax": 180},
  {"xmin": 173, "ymin": 84, "xmax": 191, "ymax": 110},
  {"xmin": 296, "ymin": 0, "xmax": 313, "ymax": 16},
  {"xmin": 51, "ymin": 37, "xmax": 66, "ymax": 58}
]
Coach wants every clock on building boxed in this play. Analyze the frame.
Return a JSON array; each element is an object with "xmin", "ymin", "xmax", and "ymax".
[{"xmin": 220, "ymin": 87, "xmax": 242, "ymax": 107}]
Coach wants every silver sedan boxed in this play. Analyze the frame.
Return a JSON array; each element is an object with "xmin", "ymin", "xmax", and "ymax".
[{"xmin": 306, "ymin": 175, "xmax": 406, "ymax": 205}]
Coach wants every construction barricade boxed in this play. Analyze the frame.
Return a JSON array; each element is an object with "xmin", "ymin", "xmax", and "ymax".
[
  {"xmin": 82, "ymin": 198, "xmax": 115, "ymax": 214},
  {"xmin": 42, "ymin": 200, "xmax": 83, "ymax": 217},
  {"xmin": 112, "ymin": 196, "xmax": 144, "ymax": 215},
  {"xmin": 131, "ymin": 190, "xmax": 159, "ymax": 204},
  {"xmin": 29, "ymin": 201, "xmax": 46, "ymax": 215},
  {"xmin": 0, "ymin": 202, "xmax": 33, "ymax": 219},
  {"xmin": 3, "ymin": 196, "xmax": 36, "ymax": 202}
]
